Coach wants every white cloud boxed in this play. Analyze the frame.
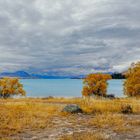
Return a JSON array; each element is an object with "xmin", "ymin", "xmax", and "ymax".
[{"xmin": 0, "ymin": 0, "xmax": 139, "ymax": 75}]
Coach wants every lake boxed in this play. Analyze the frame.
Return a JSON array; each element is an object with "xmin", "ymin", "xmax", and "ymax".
[{"xmin": 20, "ymin": 79, "xmax": 124, "ymax": 97}]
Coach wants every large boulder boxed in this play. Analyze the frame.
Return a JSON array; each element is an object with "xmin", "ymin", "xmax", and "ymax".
[{"xmin": 62, "ymin": 104, "xmax": 83, "ymax": 113}]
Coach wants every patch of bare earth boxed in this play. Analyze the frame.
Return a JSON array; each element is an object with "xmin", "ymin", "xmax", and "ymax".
[{"xmin": 5, "ymin": 113, "xmax": 140, "ymax": 140}]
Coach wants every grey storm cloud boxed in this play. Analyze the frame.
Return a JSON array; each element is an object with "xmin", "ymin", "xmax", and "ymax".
[{"xmin": 0, "ymin": 0, "xmax": 140, "ymax": 75}]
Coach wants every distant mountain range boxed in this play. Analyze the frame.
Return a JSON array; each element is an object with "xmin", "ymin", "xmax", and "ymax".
[
  {"xmin": 0, "ymin": 71, "xmax": 30, "ymax": 78},
  {"xmin": 0, "ymin": 71, "xmax": 71, "ymax": 79},
  {"xmin": 0, "ymin": 71, "xmax": 125, "ymax": 79}
]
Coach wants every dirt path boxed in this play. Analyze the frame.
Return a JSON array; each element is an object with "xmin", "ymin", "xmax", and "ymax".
[{"xmin": 8, "ymin": 114, "xmax": 140, "ymax": 140}]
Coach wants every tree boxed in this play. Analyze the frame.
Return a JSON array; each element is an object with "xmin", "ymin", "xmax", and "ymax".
[
  {"xmin": 0, "ymin": 77, "xmax": 26, "ymax": 98},
  {"xmin": 82, "ymin": 73, "xmax": 112, "ymax": 97},
  {"xmin": 124, "ymin": 62, "xmax": 140, "ymax": 97}
]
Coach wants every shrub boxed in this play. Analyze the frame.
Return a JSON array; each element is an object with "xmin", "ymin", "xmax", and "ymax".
[
  {"xmin": 82, "ymin": 73, "xmax": 112, "ymax": 97},
  {"xmin": 0, "ymin": 77, "xmax": 26, "ymax": 98},
  {"xmin": 124, "ymin": 62, "xmax": 140, "ymax": 97}
]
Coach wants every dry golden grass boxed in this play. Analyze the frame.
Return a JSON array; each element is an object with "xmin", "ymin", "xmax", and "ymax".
[
  {"xmin": 43, "ymin": 97, "xmax": 82, "ymax": 104},
  {"xmin": 60, "ymin": 132, "xmax": 109, "ymax": 140},
  {"xmin": 80, "ymin": 98, "xmax": 140, "ymax": 114},
  {"xmin": 0, "ymin": 99, "xmax": 63, "ymax": 137},
  {"xmin": 3, "ymin": 97, "xmax": 140, "ymax": 114},
  {"xmin": 41, "ymin": 97, "xmax": 140, "ymax": 114},
  {"xmin": 88, "ymin": 113, "xmax": 132, "ymax": 133},
  {"xmin": 89, "ymin": 113, "xmax": 125, "ymax": 128},
  {"xmin": 44, "ymin": 97, "xmax": 140, "ymax": 134},
  {"xmin": 0, "ymin": 97, "xmax": 140, "ymax": 138},
  {"xmin": 128, "ymin": 120, "xmax": 140, "ymax": 126}
]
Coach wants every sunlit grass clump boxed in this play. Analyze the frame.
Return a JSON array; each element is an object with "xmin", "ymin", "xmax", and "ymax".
[
  {"xmin": 0, "ymin": 99, "xmax": 62, "ymax": 137},
  {"xmin": 80, "ymin": 98, "xmax": 140, "ymax": 114}
]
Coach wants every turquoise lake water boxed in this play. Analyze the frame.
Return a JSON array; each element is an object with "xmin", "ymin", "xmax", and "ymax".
[{"xmin": 20, "ymin": 79, "xmax": 124, "ymax": 97}]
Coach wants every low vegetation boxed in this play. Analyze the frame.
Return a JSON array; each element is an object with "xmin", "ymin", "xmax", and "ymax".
[
  {"xmin": 44, "ymin": 97, "xmax": 140, "ymax": 114},
  {"xmin": 80, "ymin": 98, "xmax": 140, "ymax": 114},
  {"xmin": 0, "ymin": 97, "xmax": 140, "ymax": 139},
  {"xmin": 0, "ymin": 99, "xmax": 62, "ymax": 137},
  {"xmin": 82, "ymin": 73, "xmax": 112, "ymax": 97},
  {"xmin": 124, "ymin": 61, "xmax": 140, "ymax": 97},
  {"xmin": 0, "ymin": 77, "xmax": 26, "ymax": 98}
]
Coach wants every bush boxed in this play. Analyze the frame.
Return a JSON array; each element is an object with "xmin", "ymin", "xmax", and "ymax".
[
  {"xmin": 0, "ymin": 77, "xmax": 26, "ymax": 98},
  {"xmin": 82, "ymin": 73, "xmax": 112, "ymax": 97},
  {"xmin": 124, "ymin": 62, "xmax": 140, "ymax": 97}
]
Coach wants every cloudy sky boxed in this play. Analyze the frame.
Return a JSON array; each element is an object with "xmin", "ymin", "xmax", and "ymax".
[{"xmin": 0, "ymin": 0, "xmax": 140, "ymax": 75}]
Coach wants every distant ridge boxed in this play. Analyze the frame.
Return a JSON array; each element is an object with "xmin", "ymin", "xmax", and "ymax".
[
  {"xmin": 0, "ymin": 71, "xmax": 125, "ymax": 79},
  {"xmin": 0, "ymin": 71, "xmax": 31, "ymax": 78},
  {"xmin": 0, "ymin": 71, "xmax": 70, "ymax": 79}
]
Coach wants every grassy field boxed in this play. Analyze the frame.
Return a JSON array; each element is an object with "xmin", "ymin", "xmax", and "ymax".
[{"xmin": 0, "ymin": 97, "xmax": 140, "ymax": 139}]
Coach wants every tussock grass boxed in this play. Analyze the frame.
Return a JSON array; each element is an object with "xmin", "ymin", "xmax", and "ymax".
[
  {"xmin": 88, "ymin": 113, "xmax": 131, "ymax": 133},
  {"xmin": 0, "ymin": 99, "xmax": 62, "ymax": 137},
  {"xmin": 41, "ymin": 97, "xmax": 140, "ymax": 114},
  {"xmin": 2, "ymin": 97, "xmax": 140, "ymax": 114},
  {"xmin": 89, "ymin": 113, "xmax": 125, "ymax": 128},
  {"xmin": 18, "ymin": 97, "xmax": 140, "ymax": 114},
  {"xmin": 80, "ymin": 98, "xmax": 140, "ymax": 114}
]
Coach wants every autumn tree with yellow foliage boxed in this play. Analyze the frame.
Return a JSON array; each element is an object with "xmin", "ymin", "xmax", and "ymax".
[
  {"xmin": 0, "ymin": 77, "xmax": 26, "ymax": 98},
  {"xmin": 82, "ymin": 73, "xmax": 112, "ymax": 97},
  {"xmin": 124, "ymin": 62, "xmax": 140, "ymax": 97}
]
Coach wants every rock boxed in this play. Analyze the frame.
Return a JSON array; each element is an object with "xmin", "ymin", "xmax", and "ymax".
[
  {"xmin": 62, "ymin": 104, "xmax": 83, "ymax": 113},
  {"xmin": 106, "ymin": 94, "xmax": 115, "ymax": 99}
]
